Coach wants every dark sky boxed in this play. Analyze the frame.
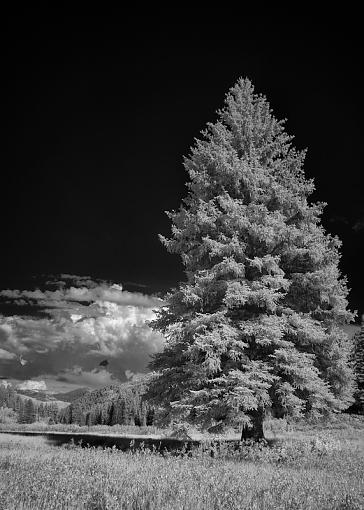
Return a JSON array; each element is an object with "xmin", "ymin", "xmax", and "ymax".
[{"xmin": 4, "ymin": 11, "xmax": 364, "ymax": 317}]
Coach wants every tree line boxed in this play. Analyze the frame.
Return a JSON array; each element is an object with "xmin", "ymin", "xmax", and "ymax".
[
  {"xmin": 0, "ymin": 380, "xmax": 156, "ymax": 427},
  {"xmin": 58, "ymin": 381, "xmax": 155, "ymax": 426},
  {"xmin": 0, "ymin": 384, "xmax": 60, "ymax": 424}
]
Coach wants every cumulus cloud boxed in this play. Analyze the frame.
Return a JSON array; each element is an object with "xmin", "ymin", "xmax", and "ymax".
[
  {"xmin": 55, "ymin": 367, "xmax": 118, "ymax": 388},
  {"xmin": 0, "ymin": 275, "xmax": 165, "ymax": 391},
  {"xmin": 0, "ymin": 348, "xmax": 16, "ymax": 360},
  {"xmin": 0, "ymin": 283, "xmax": 163, "ymax": 309},
  {"xmin": 124, "ymin": 369, "xmax": 145, "ymax": 381},
  {"xmin": 17, "ymin": 380, "xmax": 47, "ymax": 391}
]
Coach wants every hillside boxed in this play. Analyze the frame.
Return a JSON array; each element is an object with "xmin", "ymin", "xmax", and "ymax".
[
  {"xmin": 0, "ymin": 382, "xmax": 70, "ymax": 422},
  {"xmin": 16, "ymin": 389, "xmax": 59, "ymax": 403},
  {"xmin": 52, "ymin": 387, "xmax": 91, "ymax": 403},
  {"xmin": 1, "ymin": 379, "xmax": 155, "ymax": 426},
  {"xmin": 59, "ymin": 378, "xmax": 154, "ymax": 426}
]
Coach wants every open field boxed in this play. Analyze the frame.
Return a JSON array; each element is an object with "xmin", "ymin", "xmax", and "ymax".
[{"xmin": 0, "ymin": 416, "xmax": 364, "ymax": 509}]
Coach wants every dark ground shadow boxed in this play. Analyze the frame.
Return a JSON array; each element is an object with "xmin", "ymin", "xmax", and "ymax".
[{"xmin": 0, "ymin": 430, "xmax": 280, "ymax": 456}]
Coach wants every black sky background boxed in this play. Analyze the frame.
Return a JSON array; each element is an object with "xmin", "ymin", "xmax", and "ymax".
[{"xmin": 3, "ymin": 11, "xmax": 364, "ymax": 319}]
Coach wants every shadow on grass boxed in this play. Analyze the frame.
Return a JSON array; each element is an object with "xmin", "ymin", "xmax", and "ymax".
[{"xmin": 0, "ymin": 430, "xmax": 283, "ymax": 456}]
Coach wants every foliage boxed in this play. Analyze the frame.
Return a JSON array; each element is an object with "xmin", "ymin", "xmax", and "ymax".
[{"xmin": 147, "ymin": 78, "xmax": 356, "ymax": 437}]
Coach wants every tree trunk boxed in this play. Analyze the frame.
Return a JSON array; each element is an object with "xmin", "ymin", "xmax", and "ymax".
[{"xmin": 240, "ymin": 409, "xmax": 265, "ymax": 441}]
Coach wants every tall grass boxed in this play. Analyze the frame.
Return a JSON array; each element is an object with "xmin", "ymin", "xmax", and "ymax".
[{"xmin": 1, "ymin": 416, "xmax": 364, "ymax": 509}]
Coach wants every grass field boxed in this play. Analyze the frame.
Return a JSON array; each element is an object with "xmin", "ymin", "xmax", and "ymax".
[{"xmin": 0, "ymin": 415, "xmax": 363, "ymax": 509}]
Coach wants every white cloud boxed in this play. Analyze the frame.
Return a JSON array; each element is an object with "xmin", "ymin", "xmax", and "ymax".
[
  {"xmin": 0, "ymin": 285, "xmax": 163, "ymax": 309},
  {"xmin": 56, "ymin": 367, "xmax": 118, "ymax": 388},
  {"xmin": 124, "ymin": 369, "xmax": 144, "ymax": 381},
  {"xmin": 0, "ymin": 315, "xmax": 69, "ymax": 355},
  {"xmin": 0, "ymin": 348, "xmax": 16, "ymax": 360},
  {"xmin": 17, "ymin": 380, "xmax": 47, "ymax": 391},
  {"xmin": 0, "ymin": 276, "xmax": 165, "ymax": 390},
  {"xmin": 70, "ymin": 314, "xmax": 83, "ymax": 323}
]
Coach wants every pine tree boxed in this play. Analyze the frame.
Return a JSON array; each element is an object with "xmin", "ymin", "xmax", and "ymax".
[
  {"xmin": 18, "ymin": 399, "xmax": 25, "ymax": 423},
  {"xmin": 0, "ymin": 384, "xmax": 16, "ymax": 409},
  {"xmin": 14, "ymin": 396, "xmax": 22, "ymax": 419},
  {"xmin": 21, "ymin": 399, "xmax": 36, "ymax": 424},
  {"xmin": 0, "ymin": 385, "xmax": 6, "ymax": 408},
  {"xmin": 352, "ymin": 315, "xmax": 364, "ymax": 413},
  {"xmin": 49, "ymin": 403, "xmax": 59, "ymax": 423},
  {"xmin": 118, "ymin": 399, "xmax": 126, "ymax": 425},
  {"xmin": 108, "ymin": 403, "xmax": 115, "ymax": 426},
  {"xmin": 0, "ymin": 406, "xmax": 17, "ymax": 424},
  {"xmin": 85, "ymin": 412, "xmax": 92, "ymax": 427},
  {"xmin": 146, "ymin": 406, "xmax": 155, "ymax": 426},
  {"xmin": 147, "ymin": 78, "xmax": 356, "ymax": 439},
  {"xmin": 38, "ymin": 403, "xmax": 45, "ymax": 420},
  {"xmin": 109, "ymin": 401, "xmax": 119, "ymax": 425}
]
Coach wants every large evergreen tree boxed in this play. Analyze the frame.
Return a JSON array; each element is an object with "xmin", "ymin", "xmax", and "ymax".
[{"xmin": 147, "ymin": 78, "xmax": 356, "ymax": 439}]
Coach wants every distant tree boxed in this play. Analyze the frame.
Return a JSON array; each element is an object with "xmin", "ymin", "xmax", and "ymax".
[
  {"xmin": 147, "ymin": 78, "xmax": 356, "ymax": 439},
  {"xmin": 28, "ymin": 399, "xmax": 37, "ymax": 424},
  {"xmin": 17, "ymin": 399, "xmax": 25, "ymax": 423},
  {"xmin": 38, "ymin": 403, "xmax": 45, "ymax": 420},
  {"xmin": 94, "ymin": 407, "xmax": 103, "ymax": 425},
  {"xmin": 14, "ymin": 395, "xmax": 22, "ymax": 416},
  {"xmin": 140, "ymin": 402, "xmax": 148, "ymax": 426},
  {"xmin": 123, "ymin": 400, "xmax": 133, "ymax": 425},
  {"xmin": 20, "ymin": 399, "xmax": 36, "ymax": 424},
  {"xmin": 59, "ymin": 404, "xmax": 72, "ymax": 424},
  {"xmin": 0, "ymin": 384, "xmax": 16, "ymax": 409},
  {"xmin": 101, "ymin": 404, "xmax": 111, "ymax": 425},
  {"xmin": 108, "ymin": 400, "xmax": 119, "ymax": 425},
  {"xmin": 85, "ymin": 412, "xmax": 92, "ymax": 427},
  {"xmin": 0, "ymin": 386, "xmax": 6, "ymax": 407},
  {"xmin": 117, "ymin": 399, "xmax": 126, "ymax": 425},
  {"xmin": 134, "ymin": 411, "xmax": 142, "ymax": 427},
  {"xmin": 34, "ymin": 402, "xmax": 39, "ymax": 422},
  {"xmin": 0, "ymin": 406, "xmax": 17, "ymax": 424},
  {"xmin": 108, "ymin": 403, "xmax": 115, "ymax": 426},
  {"xmin": 69, "ymin": 402, "xmax": 83, "ymax": 424},
  {"xmin": 146, "ymin": 407, "xmax": 155, "ymax": 426}
]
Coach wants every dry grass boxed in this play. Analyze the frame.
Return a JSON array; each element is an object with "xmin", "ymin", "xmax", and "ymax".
[{"xmin": 0, "ymin": 416, "xmax": 363, "ymax": 509}]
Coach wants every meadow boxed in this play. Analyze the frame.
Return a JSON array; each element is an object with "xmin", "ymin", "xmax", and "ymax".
[{"xmin": 0, "ymin": 415, "xmax": 363, "ymax": 509}]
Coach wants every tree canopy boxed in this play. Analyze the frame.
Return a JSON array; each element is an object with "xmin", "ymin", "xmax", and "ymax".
[{"xmin": 147, "ymin": 78, "xmax": 356, "ymax": 438}]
